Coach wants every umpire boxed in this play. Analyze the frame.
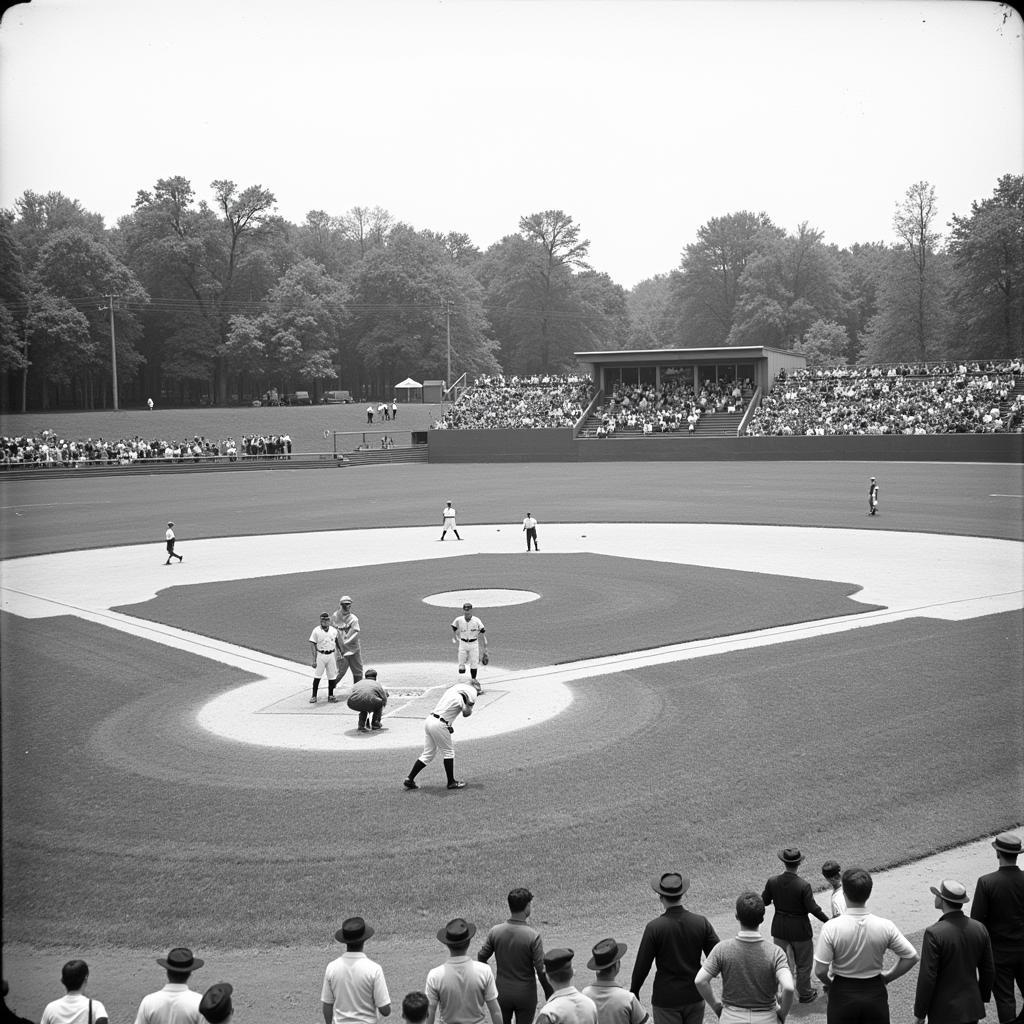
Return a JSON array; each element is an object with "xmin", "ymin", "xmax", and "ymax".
[{"xmin": 346, "ymin": 668, "xmax": 388, "ymax": 732}]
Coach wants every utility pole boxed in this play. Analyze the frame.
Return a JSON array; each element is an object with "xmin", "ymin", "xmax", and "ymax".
[
  {"xmin": 445, "ymin": 298, "xmax": 452, "ymax": 393},
  {"xmin": 99, "ymin": 295, "xmax": 119, "ymax": 410}
]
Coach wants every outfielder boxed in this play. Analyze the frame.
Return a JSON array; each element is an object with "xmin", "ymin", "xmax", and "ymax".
[
  {"xmin": 452, "ymin": 602, "xmax": 488, "ymax": 684},
  {"xmin": 403, "ymin": 678, "xmax": 481, "ymax": 790},
  {"xmin": 440, "ymin": 501, "xmax": 462, "ymax": 541},
  {"xmin": 164, "ymin": 522, "xmax": 184, "ymax": 564},
  {"xmin": 308, "ymin": 612, "xmax": 341, "ymax": 703},
  {"xmin": 868, "ymin": 476, "xmax": 880, "ymax": 516},
  {"xmin": 331, "ymin": 595, "xmax": 364, "ymax": 684}
]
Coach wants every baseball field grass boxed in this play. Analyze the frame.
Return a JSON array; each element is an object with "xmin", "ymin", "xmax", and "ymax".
[{"xmin": 1, "ymin": 455, "xmax": 1022, "ymax": 1023}]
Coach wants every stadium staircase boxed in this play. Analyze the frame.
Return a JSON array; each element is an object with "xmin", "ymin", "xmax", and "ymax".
[{"xmin": 340, "ymin": 445, "xmax": 428, "ymax": 467}]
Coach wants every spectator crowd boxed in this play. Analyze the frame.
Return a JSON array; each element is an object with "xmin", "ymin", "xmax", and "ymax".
[
  {"xmin": 590, "ymin": 378, "xmax": 750, "ymax": 437},
  {"xmin": 433, "ymin": 375, "xmax": 593, "ymax": 429},
  {"xmin": 0, "ymin": 431, "xmax": 294, "ymax": 467},
  {"xmin": 6, "ymin": 831, "xmax": 1020, "ymax": 1024},
  {"xmin": 746, "ymin": 359, "xmax": 1024, "ymax": 436}
]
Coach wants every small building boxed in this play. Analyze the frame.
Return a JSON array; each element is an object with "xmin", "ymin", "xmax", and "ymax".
[
  {"xmin": 573, "ymin": 345, "xmax": 806, "ymax": 393},
  {"xmin": 422, "ymin": 380, "xmax": 445, "ymax": 403}
]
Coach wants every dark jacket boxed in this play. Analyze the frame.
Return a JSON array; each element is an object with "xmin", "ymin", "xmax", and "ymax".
[
  {"xmin": 630, "ymin": 905, "xmax": 720, "ymax": 1007},
  {"xmin": 971, "ymin": 866, "xmax": 1024, "ymax": 951},
  {"xmin": 913, "ymin": 910, "xmax": 994, "ymax": 1024},
  {"xmin": 762, "ymin": 871, "xmax": 828, "ymax": 942}
]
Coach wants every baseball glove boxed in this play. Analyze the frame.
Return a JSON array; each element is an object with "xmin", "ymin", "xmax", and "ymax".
[{"xmin": 481, "ymin": 652, "xmax": 489, "ymax": 665}]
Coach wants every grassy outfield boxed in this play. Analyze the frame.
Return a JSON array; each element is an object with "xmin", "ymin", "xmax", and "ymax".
[{"xmin": 1, "ymin": 461, "xmax": 1022, "ymax": 1023}]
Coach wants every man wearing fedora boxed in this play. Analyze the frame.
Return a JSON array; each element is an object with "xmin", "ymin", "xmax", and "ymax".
[
  {"xmin": 581, "ymin": 939, "xmax": 648, "ymax": 1024},
  {"xmin": 535, "ymin": 949, "xmax": 598, "ymax": 1024},
  {"xmin": 913, "ymin": 879, "xmax": 994, "ymax": 1024},
  {"xmin": 971, "ymin": 832, "xmax": 1024, "ymax": 1023},
  {"xmin": 695, "ymin": 892, "xmax": 794, "ymax": 1024},
  {"xmin": 629, "ymin": 872, "xmax": 720, "ymax": 1024},
  {"xmin": 813, "ymin": 867, "xmax": 918, "ymax": 1023},
  {"xmin": 321, "ymin": 917, "xmax": 391, "ymax": 1024},
  {"xmin": 425, "ymin": 919, "xmax": 501, "ymax": 1024},
  {"xmin": 761, "ymin": 848, "xmax": 829, "ymax": 1005},
  {"xmin": 133, "ymin": 947, "xmax": 205, "ymax": 1024}
]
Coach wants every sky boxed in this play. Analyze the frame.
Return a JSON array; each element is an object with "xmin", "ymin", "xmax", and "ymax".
[{"xmin": 1, "ymin": 0, "xmax": 1022, "ymax": 289}]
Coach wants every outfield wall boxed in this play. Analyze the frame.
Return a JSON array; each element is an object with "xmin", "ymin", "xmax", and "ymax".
[{"xmin": 427, "ymin": 429, "xmax": 1024, "ymax": 463}]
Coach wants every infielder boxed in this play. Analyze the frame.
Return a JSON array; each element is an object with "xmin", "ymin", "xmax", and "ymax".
[
  {"xmin": 868, "ymin": 476, "xmax": 879, "ymax": 515},
  {"xmin": 522, "ymin": 512, "xmax": 539, "ymax": 552},
  {"xmin": 452, "ymin": 602, "xmax": 488, "ymax": 684},
  {"xmin": 331, "ymin": 595, "xmax": 364, "ymax": 684},
  {"xmin": 403, "ymin": 678, "xmax": 481, "ymax": 790},
  {"xmin": 308, "ymin": 612, "xmax": 341, "ymax": 703},
  {"xmin": 164, "ymin": 522, "xmax": 184, "ymax": 564},
  {"xmin": 440, "ymin": 501, "xmax": 462, "ymax": 541}
]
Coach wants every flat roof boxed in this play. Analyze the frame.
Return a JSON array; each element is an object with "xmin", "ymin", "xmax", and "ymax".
[{"xmin": 574, "ymin": 345, "xmax": 795, "ymax": 360}]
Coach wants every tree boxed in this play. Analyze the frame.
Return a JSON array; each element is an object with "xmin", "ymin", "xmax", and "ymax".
[
  {"xmin": 626, "ymin": 275, "xmax": 673, "ymax": 348},
  {"xmin": 835, "ymin": 242, "xmax": 890, "ymax": 364},
  {"xmin": 665, "ymin": 211, "xmax": 784, "ymax": 347},
  {"xmin": 727, "ymin": 223, "xmax": 844, "ymax": 348},
  {"xmin": 947, "ymin": 173, "xmax": 1024, "ymax": 358},
  {"xmin": 792, "ymin": 318, "xmax": 850, "ymax": 367},
  {"xmin": 892, "ymin": 180, "xmax": 944, "ymax": 359},
  {"xmin": 21, "ymin": 291, "xmax": 92, "ymax": 409}
]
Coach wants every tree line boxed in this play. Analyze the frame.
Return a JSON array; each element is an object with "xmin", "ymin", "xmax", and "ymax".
[{"xmin": 0, "ymin": 174, "xmax": 1020, "ymax": 410}]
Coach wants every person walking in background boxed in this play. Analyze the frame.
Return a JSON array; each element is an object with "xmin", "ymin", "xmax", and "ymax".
[
  {"xmin": 630, "ymin": 872, "xmax": 720, "ymax": 1024},
  {"xmin": 813, "ymin": 867, "xmax": 918, "ymax": 1023},
  {"xmin": 522, "ymin": 513, "xmax": 540, "ymax": 552},
  {"xmin": 40, "ymin": 960, "xmax": 110, "ymax": 1024},
  {"xmin": 347, "ymin": 668, "xmax": 388, "ymax": 731},
  {"xmin": 331, "ymin": 596, "xmax": 365, "ymax": 687},
  {"xmin": 309, "ymin": 612, "xmax": 341, "ymax": 704},
  {"xmin": 321, "ymin": 917, "xmax": 391, "ymax": 1024},
  {"xmin": 440, "ymin": 501, "xmax": 462, "ymax": 541},
  {"xmin": 822, "ymin": 861, "xmax": 846, "ymax": 918},
  {"xmin": 535, "ymin": 950, "xmax": 598, "ymax": 1024},
  {"xmin": 914, "ymin": 879, "xmax": 993, "ymax": 1024},
  {"xmin": 477, "ymin": 887, "xmax": 554, "ymax": 1024},
  {"xmin": 694, "ymin": 892, "xmax": 793, "ymax": 1024},
  {"xmin": 425, "ymin": 919, "xmax": 501, "ymax": 1024},
  {"xmin": 134, "ymin": 947, "xmax": 205, "ymax": 1024},
  {"xmin": 582, "ymin": 938, "xmax": 648, "ymax": 1024},
  {"xmin": 971, "ymin": 832, "xmax": 1024, "ymax": 1024},
  {"xmin": 403, "ymin": 678, "xmax": 480, "ymax": 790},
  {"xmin": 761, "ymin": 847, "xmax": 829, "ymax": 1005},
  {"xmin": 164, "ymin": 522, "xmax": 184, "ymax": 564}
]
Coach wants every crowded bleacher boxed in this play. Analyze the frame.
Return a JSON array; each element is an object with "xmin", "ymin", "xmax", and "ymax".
[
  {"xmin": 0, "ymin": 431, "xmax": 294, "ymax": 467},
  {"xmin": 432, "ymin": 374, "xmax": 593, "ymax": 429},
  {"xmin": 745, "ymin": 359, "xmax": 1024, "ymax": 436}
]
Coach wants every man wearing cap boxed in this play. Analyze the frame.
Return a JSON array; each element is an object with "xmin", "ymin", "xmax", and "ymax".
[
  {"xmin": 477, "ymin": 887, "xmax": 554, "ymax": 1024},
  {"xmin": 164, "ymin": 522, "xmax": 184, "ymax": 564},
  {"xmin": 761, "ymin": 848, "xmax": 829, "ymax": 1005},
  {"xmin": 440, "ymin": 501, "xmax": 462, "ymax": 541},
  {"xmin": 868, "ymin": 477, "xmax": 879, "ymax": 515},
  {"xmin": 309, "ymin": 613, "xmax": 342, "ymax": 704},
  {"xmin": 629, "ymin": 872, "xmax": 720, "ymax": 1024},
  {"xmin": 581, "ymin": 939, "xmax": 647, "ymax": 1024},
  {"xmin": 522, "ymin": 513, "xmax": 539, "ymax": 552},
  {"xmin": 199, "ymin": 984, "xmax": 233, "ymax": 1024},
  {"xmin": 331, "ymin": 596, "xmax": 365, "ymax": 687},
  {"xmin": 403, "ymin": 678, "xmax": 480, "ymax": 790},
  {"xmin": 913, "ymin": 880, "xmax": 993, "ymax": 1024},
  {"xmin": 425, "ymin": 919, "xmax": 501, "ymax": 1024},
  {"xmin": 813, "ymin": 867, "xmax": 918, "ymax": 1023},
  {"xmin": 347, "ymin": 668, "xmax": 388, "ymax": 731},
  {"xmin": 321, "ymin": 917, "xmax": 391, "ymax": 1024},
  {"xmin": 133, "ymin": 947, "xmax": 205, "ymax": 1024},
  {"xmin": 536, "ymin": 949, "xmax": 598, "ymax": 1024},
  {"xmin": 451, "ymin": 603, "xmax": 488, "ymax": 685},
  {"xmin": 971, "ymin": 832, "xmax": 1024, "ymax": 1023},
  {"xmin": 694, "ymin": 892, "xmax": 794, "ymax": 1024}
]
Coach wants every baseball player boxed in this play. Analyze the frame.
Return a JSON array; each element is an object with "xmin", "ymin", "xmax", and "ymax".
[
  {"xmin": 331, "ymin": 595, "xmax": 364, "ymax": 684},
  {"xmin": 868, "ymin": 476, "xmax": 880, "ymax": 515},
  {"xmin": 308, "ymin": 612, "xmax": 341, "ymax": 703},
  {"xmin": 403, "ymin": 678, "xmax": 481, "ymax": 790},
  {"xmin": 164, "ymin": 522, "xmax": 184, "ymax": 564},
  {"xmin": 522, "ymin": 512, "xmax": 539, "ymax": 552},
  {"xmin": 452, "ymin": 602, "xmax": 488, "ymax": 684},
  {"xmin": 440, "ymin": 501, "xmax": 462, "ymax": 541}
]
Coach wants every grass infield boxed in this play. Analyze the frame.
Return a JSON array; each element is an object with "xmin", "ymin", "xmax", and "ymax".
[{"xmin": 1, "ymin": 459, "xmax": 1022, "ymax": 1023}]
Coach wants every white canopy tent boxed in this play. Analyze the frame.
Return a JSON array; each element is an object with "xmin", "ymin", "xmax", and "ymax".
[{"xmin": 393, "ymin": 377, "xmax": 423, "ymax": 403}]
